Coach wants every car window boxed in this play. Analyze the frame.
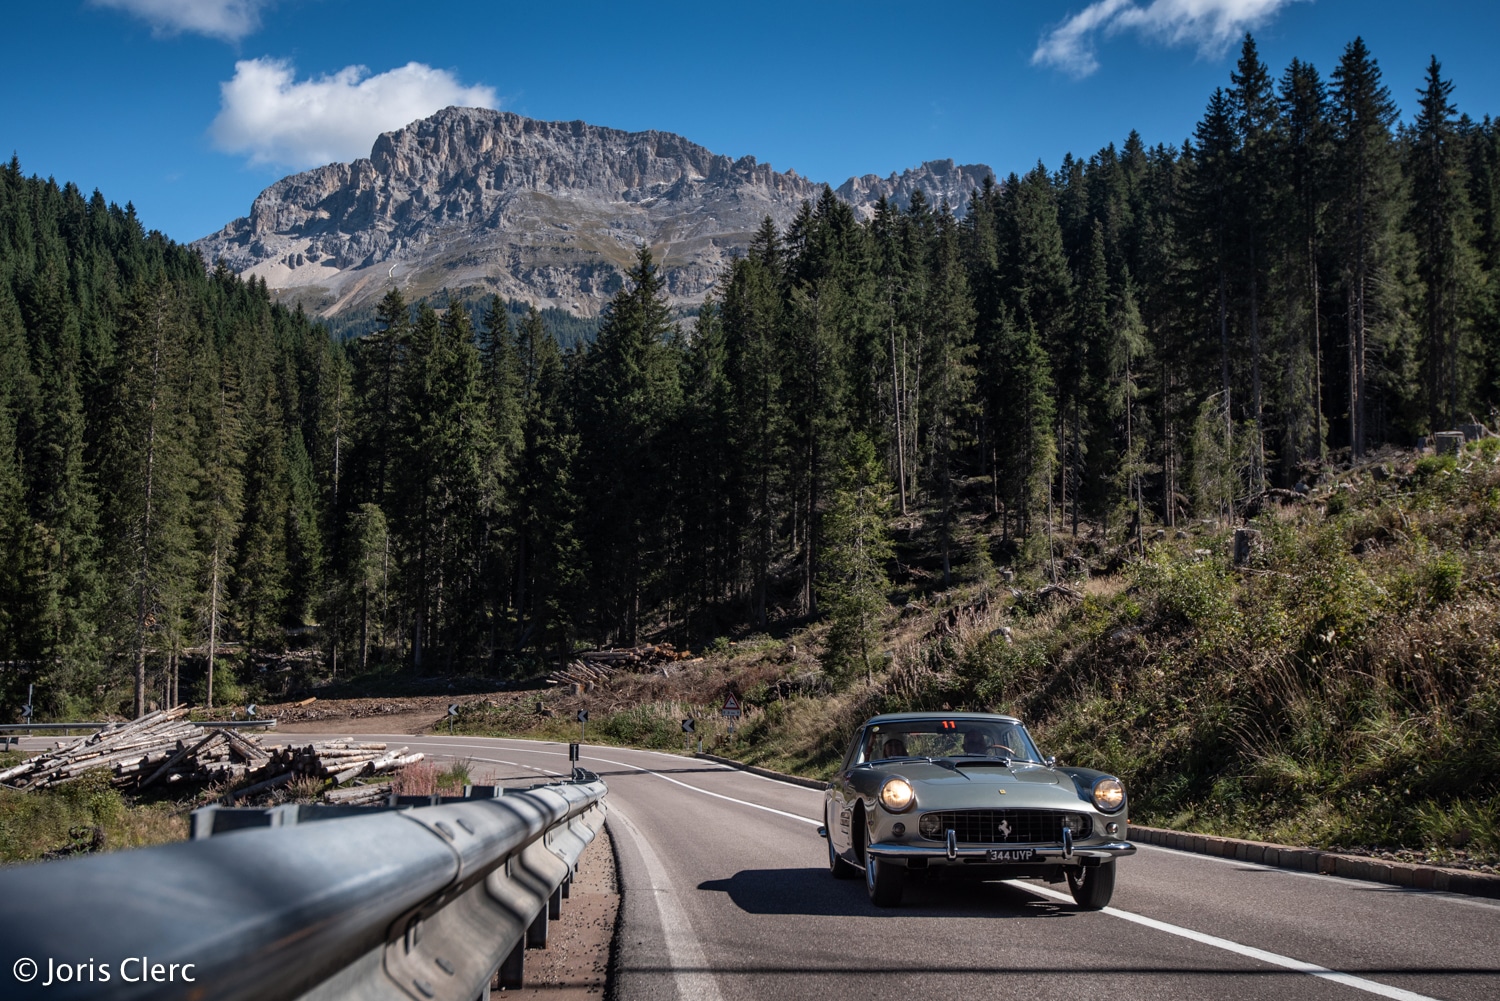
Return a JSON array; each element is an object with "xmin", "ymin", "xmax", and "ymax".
[{"xmin": 864, "ymin": 719, "xmax": 1042, "ymax": 762}]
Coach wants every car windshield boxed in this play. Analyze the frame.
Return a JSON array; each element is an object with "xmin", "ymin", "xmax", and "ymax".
[{"xmin": 863, "ymin": 719, "xmax": 1042, "ymax": 763}]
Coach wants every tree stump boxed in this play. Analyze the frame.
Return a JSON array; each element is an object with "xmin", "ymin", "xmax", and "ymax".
[
  {"xmin": 1434, "ymin": 431, "xmax": 1466, "ymax": 456},
  {"xmin": 1232, "ymin": 528, "xmax": 1263, "ymax": 567}
]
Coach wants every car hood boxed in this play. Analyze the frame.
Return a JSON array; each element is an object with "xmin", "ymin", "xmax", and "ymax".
[{"xmin": 873, "ymin": 761, "xmax": 1095, "ymax": 812}]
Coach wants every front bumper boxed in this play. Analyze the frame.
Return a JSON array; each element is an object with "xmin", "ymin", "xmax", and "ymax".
[{"xmin": 866, "ymin": 840, "xmax": 1136, "ymax": 862}]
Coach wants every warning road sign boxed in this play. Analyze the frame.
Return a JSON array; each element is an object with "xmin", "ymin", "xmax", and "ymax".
[{"xmin": 721, "ymin": 694, "xmax": 741, "ymax": 719}]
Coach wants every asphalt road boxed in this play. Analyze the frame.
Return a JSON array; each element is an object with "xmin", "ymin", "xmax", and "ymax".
[{"xmin": 278, "ymin": 733, "xmax": 1499, "ymax": 1000}]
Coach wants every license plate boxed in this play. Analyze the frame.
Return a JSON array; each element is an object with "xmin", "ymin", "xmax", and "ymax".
[{"xmin": 986, "ymin": 849, "xmax": 1036, "ymax": 862}]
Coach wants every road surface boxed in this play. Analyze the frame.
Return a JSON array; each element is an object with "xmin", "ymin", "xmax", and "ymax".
[{"xmin": 267, "ymin": 733, "xmax": 1500, "ymax": 1001}]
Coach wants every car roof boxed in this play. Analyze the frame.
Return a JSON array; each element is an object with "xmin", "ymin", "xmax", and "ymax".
[{"xmin": 862, "ymin": 711, "xmax": 1023, "ymax": 726}]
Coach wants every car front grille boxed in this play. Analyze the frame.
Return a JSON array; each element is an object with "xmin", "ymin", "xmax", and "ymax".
[{"xmin": 919, "ymin": 809, "xmax": 1091, "ymax": 844}]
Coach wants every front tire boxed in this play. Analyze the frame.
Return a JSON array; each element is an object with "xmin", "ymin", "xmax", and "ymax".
[
  {"xmin": 1067, "ymin": 861, "xmax": 1116, "ymax": 909},
  {"xmin": 865, "ymin": 852, "xmax": 904, "ymax": 907}
]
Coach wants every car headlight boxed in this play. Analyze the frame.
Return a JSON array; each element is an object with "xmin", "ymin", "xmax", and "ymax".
[
  {"xmin": 879, "ymin": 777, "xmax": 915, "ymax": 812},
  {"xmin": 1092, "ymin": 777, "xmax": 1125, "ymax": 812}
]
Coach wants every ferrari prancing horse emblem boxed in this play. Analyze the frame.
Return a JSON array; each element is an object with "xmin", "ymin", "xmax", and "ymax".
[{"xmin": 998, "ymin": 819, "xmax": 1012, "ymax": 838}]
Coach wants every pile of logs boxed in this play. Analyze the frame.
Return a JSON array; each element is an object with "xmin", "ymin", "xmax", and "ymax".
[
  {"xmin": 0, "ymin": 708, "xmax": 271, "ymax": 791},
  {"xmin": 547, "ymin": 643, "xmax": 696, "ymax": 687},
  {"xmin": 322, "ymin": 782, "xmax": 393, "ymax": 805},
  {"xmin": 0, "ymin": 709, "xmax": 424, "ymax": 799},
  {"xmin": 546, "ymin": 660, "xmax": 620, "ymax": 689},
  {"xmin": 268, "ymin": 739, "xmax": 423, "ymax": 786}
]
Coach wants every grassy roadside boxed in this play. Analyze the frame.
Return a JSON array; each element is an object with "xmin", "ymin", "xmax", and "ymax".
[
  {"xmin": 0, "ymin": 756, "xmax": 188, "ymax": 864},
  {"xmin": 458, "ymin": 445, "xmax": 1500, "ymax": 871}
]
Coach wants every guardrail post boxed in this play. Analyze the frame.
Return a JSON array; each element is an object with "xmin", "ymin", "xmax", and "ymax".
[
  {"xmin": 499, "ymin": 938, "xmax": 525, "ymax": 988},
  {"xmin": 548, "ymin": 885, "xmax": 562, "ymax": 920},
  {"xmin": 526, "ymin": 905, "xmax": 548, "ymax": 949}
]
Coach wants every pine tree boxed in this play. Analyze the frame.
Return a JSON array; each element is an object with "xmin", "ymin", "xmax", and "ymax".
[
  {"xmin": 578, "ymin": 247, "xmax": 681, "ymax": 643},
  {"xmin": 107, "ymin": 272, "xmax": 196, "ymax": 717},
  {"xmin": 818, "ymin": 434, "xmax": 893, "ymax": 685},
  {"xmin": 1331, "ymin": 37, "xmax": 1401, "ymax": 456},
  {"xmin": 195, "ymin": 357, "xmax": 244, "ymax": 708},
  {"xmin": 1408, "ymin": 56, "xmax": 1480, "ymax": 429},
  {"xmin": 1278, "ymin": 57, "xmax": 1333, "ymax": 466}
]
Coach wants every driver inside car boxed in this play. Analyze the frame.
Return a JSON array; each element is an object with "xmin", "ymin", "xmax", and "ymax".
[{"xmin": 961, "ymin": 729, "xmax": 991, "ymax": 755}]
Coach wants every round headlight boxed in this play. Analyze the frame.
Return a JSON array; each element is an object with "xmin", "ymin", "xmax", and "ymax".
[
  {"xmin": 880, "ymin": 777, "xmax": 915, "ymax": 812},
  {"xmin": 1093, "ymin": 777, "xmax": 1125, "ymax": 812}
]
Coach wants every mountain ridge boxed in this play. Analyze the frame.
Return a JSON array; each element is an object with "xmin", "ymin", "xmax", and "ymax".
[{"xmin": 193, "ymin": 107, "xmax": 993, "ymax": 318}]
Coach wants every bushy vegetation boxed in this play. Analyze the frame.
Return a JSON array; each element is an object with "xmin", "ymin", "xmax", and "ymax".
[{"xmin": 0, "ymin": 765, "xmax": 186, "ymax": 864}]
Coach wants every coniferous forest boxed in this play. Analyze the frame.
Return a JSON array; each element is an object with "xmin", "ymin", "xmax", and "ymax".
[{"xmin": 5, "ymin": 36, "xmax": 1500, "ymax": 720}]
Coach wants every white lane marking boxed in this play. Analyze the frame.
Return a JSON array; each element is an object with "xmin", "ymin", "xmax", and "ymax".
[
  {"xmin": 610, "ymin": 806, "xmax": 726, "ymax": 1001},
  {"xmin": 1138, "ymin": 843, "xmax": 1500, "ymax": 912},
  {"xmin": 1021, "ymin": 882, "xmax": 1440, "ymax": 1001},
  {"xmin": 402, "ymin": 738, "xmax": 823, "ymax": 827},
  {"xmin": 584, "ymin": 753, "xmax": 821, "ymax": 827}
]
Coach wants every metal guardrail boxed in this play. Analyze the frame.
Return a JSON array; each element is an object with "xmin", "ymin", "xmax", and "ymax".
[
  {"xmin": 0, "ymin": 771, "xmax": 608, "ymax": 1000},
  {"xmin": 0, "ymin": 719, "xmax": 278, "ymax": 733}
]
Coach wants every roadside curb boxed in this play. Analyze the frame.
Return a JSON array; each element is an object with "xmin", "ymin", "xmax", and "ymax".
[
  {"xmin": 694, "ymin": 752, "xmax": 829, "ymax": 791},
  {"xmin": 1129, "ymin": 824, "xmax": 1500, "ymax": 899}
]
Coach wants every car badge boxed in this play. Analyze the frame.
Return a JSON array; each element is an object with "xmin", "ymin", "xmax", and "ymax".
[
  {"xmin": 998, "ymin": 820, "xmax": 1012, "ymax": 838},
  {"xmin": 997, "ymin": 788, "xmax": 1006, "ymax": 794}
]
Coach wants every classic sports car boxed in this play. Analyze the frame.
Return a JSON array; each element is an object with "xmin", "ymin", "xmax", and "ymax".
[{"xmin": 820, "ymin": 711, "xmax": 1134, "ymax": 908}]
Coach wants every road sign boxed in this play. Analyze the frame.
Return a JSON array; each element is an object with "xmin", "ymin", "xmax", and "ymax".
[
  {"xmin": 681, "ymin": 718, "xmax": 695, "ymax": 734},
  {"xmin": 20, "ymin": 704, "xmax": 33, "ymax": 720},
  {"xmin": 720, "ymin": 695, "xmax": 741, "ymax": 719},
  {"xmin": 246, "ymin": 704, "xmax": 258, "ymax": 718},
  {"xmin": 448, "ymin": 704, "xmax": 459, "ymax": 717},
  {"xmin": 576, "ymin": 710, "xmax": 589, "ymax": 723}
]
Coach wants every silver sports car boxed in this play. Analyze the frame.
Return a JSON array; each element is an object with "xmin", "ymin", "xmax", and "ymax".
[{"xmin": 820, "ymin": 711, "xmax": 1135, "ymax": 908}]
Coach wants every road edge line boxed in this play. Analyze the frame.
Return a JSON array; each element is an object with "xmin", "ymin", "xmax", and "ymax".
[
  {"xmin": 693, "ymin": 752, "xmax": 828, "ymax": 790},
  {"xmin": 1129, "ymin": 824, "xmax": 1500, "ymax": 900}
]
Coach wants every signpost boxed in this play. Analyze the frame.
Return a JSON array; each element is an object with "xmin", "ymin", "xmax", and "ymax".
[
  {"xmin": 21, "ymin": 684, "xmax": 34, "ymax": 721},
  {"xmin": 577, "ymin": 709, "xmax": 589, "ymax": 743},
  {"xmin": 569, "ymin": 741, "xmax": 581, "ymax": 778},
  {"xmin": 721, "ymin": 694, "xmax": 741, "ymax": 740},
  {"xmin": 681, "ymin": 717, "xmax": 695, "ymax": 753},
  {"xmin": 448, "ymin": 703, "xmax": 459, "ymax": 734}
]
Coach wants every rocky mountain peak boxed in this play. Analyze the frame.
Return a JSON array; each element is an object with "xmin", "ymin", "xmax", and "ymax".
[{"xmin": 194, "ymin": 107, "xmax": 993, "ymax": 319}]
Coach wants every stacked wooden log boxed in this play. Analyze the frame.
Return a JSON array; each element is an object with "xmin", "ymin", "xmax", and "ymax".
[
  {"xmin": 268, "ymin": 738, "xmax": 424, "ymax": 786},
  {"xmin": 548, "ymin": 643, "xmax": 695, "ymax": 686},
  {"xmin": 546, "ymin": 659, "xmax": 619, "ymax": 688},
  {"xmin": 322, "ymin": 782, "xmax": 393, "ymax": 805},
  {"xmin": 0, "ymin": 708, "xmax": 272, "ymax": 791}
]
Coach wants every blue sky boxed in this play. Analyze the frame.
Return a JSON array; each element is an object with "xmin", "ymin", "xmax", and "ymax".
[{"xmin": 4, "ymin": 1, "xmax": 1498, "ymax": 244}]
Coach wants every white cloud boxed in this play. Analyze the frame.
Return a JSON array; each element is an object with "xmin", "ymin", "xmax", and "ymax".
[
  {"xmin": 210, "ymin": 58, "xmax": 498, "ymax": 169},
  {"xmin": 1033, "ymin": 0, "xmax": 1303, "ymax": 78},
  {"xmin": 91, "ymin": 0, "xmax": 271, "ymax": 42}
]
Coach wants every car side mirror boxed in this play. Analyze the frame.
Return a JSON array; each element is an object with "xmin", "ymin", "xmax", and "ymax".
[{"xmin": 1045, "ymin": 756, "xmax": 1057, "ymax": 767}]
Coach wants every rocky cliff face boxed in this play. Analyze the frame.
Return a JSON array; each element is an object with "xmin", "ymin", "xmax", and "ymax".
[
  {"xmin": 194, "ymin": 107, "xmax": 992, "ymax": 318},
  {"xmin": 834, "ymin": 160, "xmax": 995, "ymax": 221}
]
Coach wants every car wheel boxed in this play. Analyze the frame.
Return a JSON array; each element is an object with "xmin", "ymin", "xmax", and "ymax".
[
  {"xmin": 865, "ymin": 852, "xmax": 904, "ymax": 907},
  {"xmin": 827, "ymin": 809, "xmax": 856, "ymax": 879},
  {"xmin": 1066, "ymin": 861, "xmax": 1116, "ymax": 910}
]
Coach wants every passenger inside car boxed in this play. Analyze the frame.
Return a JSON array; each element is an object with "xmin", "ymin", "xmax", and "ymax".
[{"xmin": 882, "ymin": 737, "xmax": 908, "ymax": 758}]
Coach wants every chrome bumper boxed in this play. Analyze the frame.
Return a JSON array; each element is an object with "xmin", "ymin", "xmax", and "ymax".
[{"xmin": 866, "ymin": 840, "xmax": 1136, "ymax": 862}]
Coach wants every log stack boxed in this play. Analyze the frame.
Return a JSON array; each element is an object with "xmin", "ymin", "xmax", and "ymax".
[
  {"xmin": 547, "ymin": 643, "xmax": 695, "ymax": 686},
  {"xmin": 0, "ymin": 711, "xmax": 423, "ymax": 796},
  {"xmin": 268, "ymin": 738, "xmax": 424, "ymax": 785},
  {"xmin": 0, "ymin": 708, "xmax": 272, "ymax": 791}
]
